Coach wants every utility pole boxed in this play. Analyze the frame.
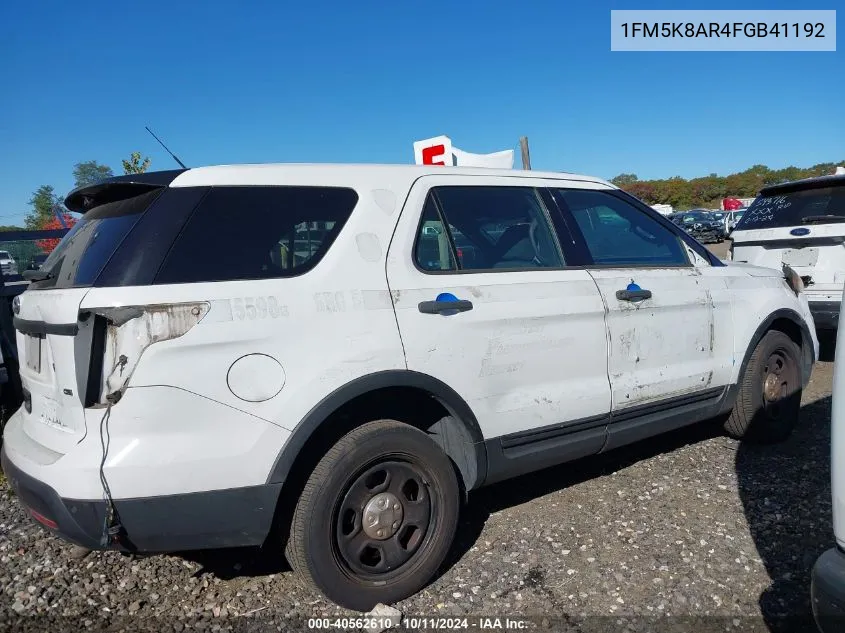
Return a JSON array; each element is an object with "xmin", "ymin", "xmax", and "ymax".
[{"xmin": 519, "ymin": 137, "xmax": 531, "ymax": 170}]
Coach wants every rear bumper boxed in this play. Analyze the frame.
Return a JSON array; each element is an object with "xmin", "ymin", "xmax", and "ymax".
[
  {"xmin": 812, "ymin": 547, "xmax": 845, "ymax": 633},
  {"xmin": 809, "ymin": 300, "xmax": 840, "ymax": 330},
  {"xmin": 1, "ymin": 444, "xmax": 282, "ymax": 552}
]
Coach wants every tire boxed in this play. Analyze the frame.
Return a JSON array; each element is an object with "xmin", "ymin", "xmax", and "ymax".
[
  {"xmin": 724, "ymin": 330, "xmax": 803, "ymax": 443},
  {"xmin": 285, "ymin": 420, "xmax": 460, "ymax": 611}
]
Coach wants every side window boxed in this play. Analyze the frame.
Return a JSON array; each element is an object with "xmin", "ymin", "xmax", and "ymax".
[
  {"xmin": 155, "ymin": 186, "xmax": 358, "ymax": 284},
  {"xmin": 554, "ymin": 189, "xmax": 688, "ymax": 266},
  {"xmin": 415, "ymin": 196, "xmax": 457, "ymax": 272},
  {"xmin": 415, "ymin": 186, "xmax": 564, "ymax": 272}
]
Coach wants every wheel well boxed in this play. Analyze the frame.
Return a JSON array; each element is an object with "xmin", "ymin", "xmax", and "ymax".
[
  {"xmin": 268, "ymin": 385, "xmax": 482, "ymax": 547},
  {"xmin": 768, "ymin": 317, "xmax": 803, "ymax": 349}
]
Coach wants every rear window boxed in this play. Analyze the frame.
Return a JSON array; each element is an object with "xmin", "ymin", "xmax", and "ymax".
[
  {"xmin": 154, "ymin": 186, "xmax": 358, "ymax": 284},
  {"xmin": 735, "ymin": 185, "xmax": 845, "ymax": 230},
  {"xmin": 29, "ymin": 188, "xmax": 163, "ymax": 290}
]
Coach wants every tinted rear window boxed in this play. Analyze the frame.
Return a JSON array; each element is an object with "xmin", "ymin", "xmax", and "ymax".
[
  {"xmin": 154, "ymin": 186, "xmax": 358, "ymax": 284},
  {"xmin": 735, "ymin": 185, "xmax": 845, "ymax": 230},
  {"xmin": 29, "ymin": 188, "xmax": 163, "ymax": 290}
]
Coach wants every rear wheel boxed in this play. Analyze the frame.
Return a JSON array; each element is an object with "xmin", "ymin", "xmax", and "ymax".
[
  {"xmin": 285, "ymin": 420, "xmax": 460, "ymax": 611},
  {"xmin": 724, "ymin": 330, "xmax": 802, "ymax": 443}
]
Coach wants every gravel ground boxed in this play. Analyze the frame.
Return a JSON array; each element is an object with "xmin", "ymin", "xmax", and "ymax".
[{"xmin": 0, "ymin": 241, "xmax": 836, "ymax": 632}]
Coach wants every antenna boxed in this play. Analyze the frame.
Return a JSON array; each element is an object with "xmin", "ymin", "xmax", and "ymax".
[{"xmin": 145, "ymin": 126, "xmax": 188, "ymax": 169}]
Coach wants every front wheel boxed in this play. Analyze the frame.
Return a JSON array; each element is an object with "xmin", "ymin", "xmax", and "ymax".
[
  {"xmin": 724, "ymin": 330, "xmax": 803, "ymax": 443},
  {"xmin": 285, "ymin": 420, "xmax": 460, "ymax": 611}
]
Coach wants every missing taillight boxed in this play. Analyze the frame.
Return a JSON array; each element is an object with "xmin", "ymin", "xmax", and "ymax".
[{"xmin": 86, "ymin": 302, "xmax": 209, "ymax": 405}]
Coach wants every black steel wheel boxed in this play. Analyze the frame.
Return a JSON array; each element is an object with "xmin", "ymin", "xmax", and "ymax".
[
  {"xmin": 285, "ymin": 420, "xmax": 460, "ymax": 611},
  {"xmin": 724, "ymin": 330, "xmax": 802, "ymax": 442}
]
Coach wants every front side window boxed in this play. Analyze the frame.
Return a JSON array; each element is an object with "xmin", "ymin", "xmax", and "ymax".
[
  {"xmin": 413, "ymin": 186, "xmax": 564, "ymax": 272},
  {"xmin": 155, "ymin": 186, "xmax": 358, "ymax": 284},
  {"xmin": 553, "ymin": 189, "xmax": 688, "ymax": 267}
]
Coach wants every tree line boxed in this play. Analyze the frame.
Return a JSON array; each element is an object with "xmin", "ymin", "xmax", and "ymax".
[{"xmin": 610, "ymin": 160, "xmax": 845, "ymax": 210}]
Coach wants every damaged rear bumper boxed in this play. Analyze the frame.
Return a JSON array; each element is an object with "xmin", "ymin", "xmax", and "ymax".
[{"xmin": 1, "ymin": 444, "xmax": 282, "ymax": 552}]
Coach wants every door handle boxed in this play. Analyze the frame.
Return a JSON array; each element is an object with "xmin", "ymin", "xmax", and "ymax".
[
  {"xmin": 616, "ymin": 289, "xmax": 652, "ymax": 302},
  {"xmin": 418, "ymin": 299, "xmax": 474, "ymax": 314}
]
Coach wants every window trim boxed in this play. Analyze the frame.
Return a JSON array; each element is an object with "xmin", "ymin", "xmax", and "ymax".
[
  {"xmin": 550, "ymin": 188, "xmax": 700, "ymax": 270},
  {"xmin": 410, "ymin": 185, "xmax": 570, "ymax": 276}
]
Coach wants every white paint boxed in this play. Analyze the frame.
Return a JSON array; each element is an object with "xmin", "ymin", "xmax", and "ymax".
[
  {"xmin": 1, "ymin": 161, "xmax": 818, "ymax": 506},
  {"xmin": 227, "ymin": 354, "xmax": 286, "ymax": 402},
  {"xmin": 372, "ymin": 189, "xmax": 396, "ymax": 215},
  {"xmin": 588, "ymin": 268, "xmax": 735, "ymax": 409},
  {"xmin": 355, "ymin": 232, "xmax": 382, "ymax": 262},
  {"xmin": 2, "ymin": 386, "xmax": 291, "ymax": 498},
  {"xmin": 731, "ymin": 219, "xmax": 845, "ymax": 318},
  {"xmin": 832, "ymin": 290, "xmax": 845, "ymax": 548}
]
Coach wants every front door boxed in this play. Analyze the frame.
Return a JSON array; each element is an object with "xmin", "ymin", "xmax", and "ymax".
[{"xmin": 549, "ymin": 188, "xmax": 733, "ymax": 412}]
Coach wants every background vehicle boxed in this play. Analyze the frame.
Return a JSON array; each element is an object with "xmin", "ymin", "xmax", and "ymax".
[
  {"xmin": 670, "ymin": 210, "xmax": 725, "ymax": 243},
  {"xmin": 729, "ymin": 173, "xmax": 845, "ymax": 330},
  {"xmin": 811, "ymin": 289, "xmax": 845, "ymax": 631},
  {"xmin": 725, "ymin": 208, "xmax": 746, "ymax": 233},
  {"xmin": 1, "ymin": 165, "xmax": 817, "ymax": 611},
  {"xmin": 0, "ymin": 251, "xmax": 18, "ymax": 276}
]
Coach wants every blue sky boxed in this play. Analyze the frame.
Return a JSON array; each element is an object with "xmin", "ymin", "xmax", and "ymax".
[{"xmin": 0, "ymin": 0, "xmax": 842, "ymax": 225}]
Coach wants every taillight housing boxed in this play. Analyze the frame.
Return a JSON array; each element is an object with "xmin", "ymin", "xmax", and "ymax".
[{"xmin": 86, "ymin": 302, "xmax": 209, "ymax": 405}]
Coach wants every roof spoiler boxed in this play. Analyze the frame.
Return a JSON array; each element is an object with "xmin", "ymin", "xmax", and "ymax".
[{"xmin": 64, "ymin": 169, "xmax": 187, "ymax": 213}]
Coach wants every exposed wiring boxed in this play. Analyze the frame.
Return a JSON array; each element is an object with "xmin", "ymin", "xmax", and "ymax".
[{"xmin": 98, "ymin": 400, "xmax": 124, "ymax": 547}]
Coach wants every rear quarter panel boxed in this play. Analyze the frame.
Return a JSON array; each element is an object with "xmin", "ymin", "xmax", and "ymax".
[{"xmin": 80, "ymin": 173, "xmax": 415, "ymax": 441}]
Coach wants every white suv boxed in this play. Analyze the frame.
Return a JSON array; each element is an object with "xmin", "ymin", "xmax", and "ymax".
[
  {"xmin": 0, "ymin": 250, "xmax": 18, "ymax": 276},
  {"xmin": 729, "ymin": 173, "xmax": 845, "ymax": 331},
  {"xmin": 1, "ymin": 164, "xmax": 818, "ymax": 610}
]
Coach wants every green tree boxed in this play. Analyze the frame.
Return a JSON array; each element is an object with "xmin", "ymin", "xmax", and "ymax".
[
  {"xmin": 122, "ymin": 152, "xmax": 151, "ymax": 174},
  {"xmin": 610, "ymin": 173, "xmax": 638, "ymax": 186},
  {"xmin": 25, "ymin": 185, "xmax": 63, "ymax": 229},
  {"xmin": 612, "ymin": 159, "xmax": 845, "ymax": 209},
  {"xmin": 72, "ymin": 160, "xmax": 114, "ymax": 189}
]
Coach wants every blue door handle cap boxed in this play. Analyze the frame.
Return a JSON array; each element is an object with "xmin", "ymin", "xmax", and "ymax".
[{"xmin": 436, "ymin": 292, "xmax": 460, "ymax": 302}]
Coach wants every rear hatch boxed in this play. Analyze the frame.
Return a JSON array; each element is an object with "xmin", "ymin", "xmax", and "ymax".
[
  {"xmin": 729, "ymin": 177, "xmax": 845, "ymax": 292},
  {"xmin": 14, "ymin": 177, "xmax": 186, "ymax": 455}
]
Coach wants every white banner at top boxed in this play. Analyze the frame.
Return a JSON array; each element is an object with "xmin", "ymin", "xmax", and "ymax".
[{"xmin": 413, "ymin": 135, "xmax": 514, "ymax": 169}]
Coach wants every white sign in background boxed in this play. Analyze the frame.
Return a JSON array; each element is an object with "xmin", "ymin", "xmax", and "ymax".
[
  {"xmin": 413, "ymin": 135, "xmax": 514, "ymax": 169},
  {"xmin": 611, "ymin": 10, "xmax": 836, "ymax": 52}
]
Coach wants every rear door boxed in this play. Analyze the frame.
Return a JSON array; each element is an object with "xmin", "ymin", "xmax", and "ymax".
[
  {"xmin": 730, "ymin": 182, "xmax": 845, "ymax": 296},
  {"xmin": 550, "ymin": 188, "xmax": 734, "ymax": 416},
  {"xmin": 386, "ymin": 176, "xmax": 612, "ymax": 468}
]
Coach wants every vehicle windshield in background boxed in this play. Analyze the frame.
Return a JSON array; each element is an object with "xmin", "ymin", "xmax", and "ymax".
[
  {"xmin": 734, "ymin": 185, "xmax": 845, "ymax": 230},
  {"xmin": 682, "ymin": 212, "xmax": 711, "ymax": 222}
]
